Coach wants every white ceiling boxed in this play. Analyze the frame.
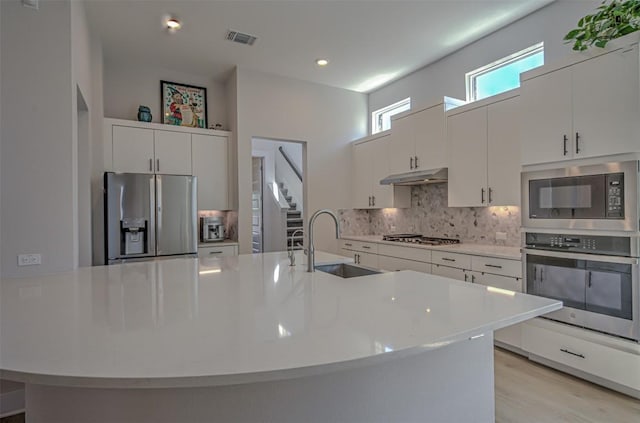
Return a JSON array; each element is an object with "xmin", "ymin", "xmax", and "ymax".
[{"xmin": 86, "ymin": 0, "xmax": 555, "ymax": 93}]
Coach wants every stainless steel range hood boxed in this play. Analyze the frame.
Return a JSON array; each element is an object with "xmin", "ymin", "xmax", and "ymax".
[{"xmin": 380, "ymin": 168, "xmax": 448, "ymax": 186}]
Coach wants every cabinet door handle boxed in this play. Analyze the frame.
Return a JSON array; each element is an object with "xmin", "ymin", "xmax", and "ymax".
[
  {"xmin": 344, "ymin": 243, "xmax": 353, "ymax": 247},
  {"xmin": 485, "ymin": 264, "xmax": 503, "ymax": 269},
  {"xmin": 575, "ymin": 132, "xmax": 581, "ymax": 154},
  {"xmin": 368, "ymin": 196, "xmax": 371, "ymax": 207},
  {"xmin": 362, "ymin": 245, "xmax": 371, "ymax": 249},
  {"xmin": 560, "ymin": 348, "xmax": 585, "ymax": 359},
  {"xmin": 464, "ymin": 273, "xmax": 468, "ymax": 282},
  {"xmin": 209, "ymin": 251, "xmax": 223, "ymax": 254},
  {"xmin": 149, "ymin": 158, "xmax": 153, "ymax": 172},
  {"xmin": 372, "ymin": 196, "xmax": 375, "ymax": 206},
  {"xmin": 471, "ymin": 274, "xmax": 476, "ymax": 283},
  {"xmin": 410, "ymin": 157, "xmax": 414, "ymax": 170},
  {"xmin": 587, "ymin": 270, "xmax": 592, "ymax": 288},
  {"xmin": 563, "ymin": 135, "xmax": 568, "ymax": 156},
  {"xmin": 442, "ymin": 257, "xmax": 456, "ymax": 262},
  {"xmin": 481, "ymin": 188, "xmax": 485, "ymax": 203},
  {"xmin": 488, "ymin": 187, "xmax": 493, "ymax": 204},
  {"xmin": 414, "ymin": 156, "xmax": 419, "ymax": 168},
  {"xmin": 156, "ymin": 159, "xmax": 160, "ymax": 172}
]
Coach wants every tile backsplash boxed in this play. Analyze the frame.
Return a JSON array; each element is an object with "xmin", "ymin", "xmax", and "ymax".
[{"xmin": 339, "ymin": 184, "xmax": 521, "ymax": 247}]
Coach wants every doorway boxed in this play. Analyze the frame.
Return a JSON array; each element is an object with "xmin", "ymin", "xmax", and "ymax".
[
  {"xmin": 251, "ymin": 138, "xmax": 305, "ymax": 253},
  {"xmin": 251, "ymin": 157, "xmax": 264, "ymax": 253},
  {"xmin": 76, "ymin": 87, "xmax": 91, "ymax": 267}
]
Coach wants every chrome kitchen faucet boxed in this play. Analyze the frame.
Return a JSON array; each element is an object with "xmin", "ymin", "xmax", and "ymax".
[{"xmin": 307, "ymin": 209, "xmax": 340, "ymax": 272}]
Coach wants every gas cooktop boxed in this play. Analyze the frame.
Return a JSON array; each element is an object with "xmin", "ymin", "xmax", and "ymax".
[{"xmin": 382, "ymin": 234, "xmax": 461, "ymax": 246}]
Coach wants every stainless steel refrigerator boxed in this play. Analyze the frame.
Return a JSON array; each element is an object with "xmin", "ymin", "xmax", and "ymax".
[{"xmin": 105, "ymin": 172, "xmax": 197, "ymax": 264}]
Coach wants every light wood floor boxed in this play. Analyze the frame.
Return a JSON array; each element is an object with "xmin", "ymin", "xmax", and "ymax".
[
  {"xmin": 2, "ymin": 348, "xmax": 639, "ymax": 423},
  {"xmin": 495, "ymin": 347, "xmax": 640, "ymax": 423}
]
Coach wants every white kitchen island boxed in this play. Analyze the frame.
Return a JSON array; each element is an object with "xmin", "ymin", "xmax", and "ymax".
[{"xmin": 0, "ymin": 251, "xmax": 561, "ymax": 422}]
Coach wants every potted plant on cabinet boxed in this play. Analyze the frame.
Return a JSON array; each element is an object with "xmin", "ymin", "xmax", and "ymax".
[{"xmin": 565, "ymin": 0, "xmax": 640, "ymax": 51}]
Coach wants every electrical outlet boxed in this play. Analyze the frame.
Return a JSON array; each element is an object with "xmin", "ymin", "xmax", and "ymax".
[
  {"xmin": 18, "ymin": 254, "xmax": 41, "ymax": 266},
  {"xmin": 496, "ymin": 232, "xmax": 507, "ymax": 241}
]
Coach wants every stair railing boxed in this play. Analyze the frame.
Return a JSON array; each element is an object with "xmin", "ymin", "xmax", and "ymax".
[{"xmin": 278, "ymin": 146, "xmax": 302, "ymax": 182}]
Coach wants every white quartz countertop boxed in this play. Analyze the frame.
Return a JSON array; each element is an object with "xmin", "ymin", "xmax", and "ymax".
[
  {"xmin": 341, "ymin": 235, "xmax": 522, "ymax": 260},
  {"xmin": 0, "ymin": 251, "xmax": 559, "ymax": 388}
]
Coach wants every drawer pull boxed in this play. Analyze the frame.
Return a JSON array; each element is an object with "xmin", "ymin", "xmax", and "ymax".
[
  {"xmin": 362, "ymin": 246, "xmax": 371, "ymax": 249},
  {"xmin": 560, "ymin": 348, "xmax": 585, "ymax": 359},
  {"xmin": 485, "ymin": 264, "xmax": 503, "ymax": 269},
  {"xmin": 344, "ymin": 243, "xmax": 353, "ymax": 247},
  {"xmin": 442, "ymin": 257, "xmax": 456, "ymax": 262},
  {"xmin": 209, "ymin": 251, "xmax": 223, "ymax": 254}
]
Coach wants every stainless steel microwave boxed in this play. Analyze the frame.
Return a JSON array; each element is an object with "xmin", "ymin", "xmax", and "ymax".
[{"xmin": 522, "ymin": 160, "xmax": 639, "ymax": 232}]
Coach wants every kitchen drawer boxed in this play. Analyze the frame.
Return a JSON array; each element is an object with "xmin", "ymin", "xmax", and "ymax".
[
  {"xmin": 471, "ymin": 256, "xmax": 521, "ymax": 278},
  {"xmin": 468, "ymin": 271, "xmax": 523, "ymax": 292},
  {"xmin": 378, "ymin": 255, "xmax": 431, "ymax": 273},
  {"xmin": 339, "ymin": 239, "xmax": 378, "ymax": 254},
  {"xmin": 198, "ymin": 245, "xmax": 237, "ymax": 257},
  {"xmin": 431, "ymin": 251, "xmax": 471, "ymax": 270},
  {"xmin": 432, "ymin": 264, "xmax": 468, "ymax": 281},
  {"xmin": 523, "ymin": 322, "xmax": 640, "ymax": 391},
  {"xmin": 378, "ymin": 244, "xmax": 431, "ymax": 263}
]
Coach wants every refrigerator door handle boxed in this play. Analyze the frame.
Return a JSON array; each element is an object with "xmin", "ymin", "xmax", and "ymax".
[
  {"xmin": 156, "ymin": 175, "xmax": 163, "ymax": 255},
  {"xmin": 149, "ymin": 175, "xmax": 157, "ymax": 256}
]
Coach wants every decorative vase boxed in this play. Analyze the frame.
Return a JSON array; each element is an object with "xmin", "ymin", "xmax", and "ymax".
[{"xmin": 137, "ymin": 106, "xmax": 152, "ymax": 122}]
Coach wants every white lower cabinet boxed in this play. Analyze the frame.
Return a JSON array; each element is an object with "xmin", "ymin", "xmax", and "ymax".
[
  {"xmin": 339, "ymin": 240, "xmax": 379, "ymax": 268},
  {"xmin": 197, "ymin": 245, "xmax": 237, "ymax": 257},
  {"xmin": 523, "ymin": 320, "xmax": 640, "ymax": 393},
  {"xmin": 432, "ymin": 264, "xmax": 468, "ymax": 281},
  {"xmin": 468, "ymin": 271, "xmax": 522, "ymax": 292}
]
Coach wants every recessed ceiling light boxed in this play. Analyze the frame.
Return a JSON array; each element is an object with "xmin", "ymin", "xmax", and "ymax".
[
  {"xmin": 166, "ymin": 17, "xmax": 182, "ymax": 32},
  {"xmin": 316, "ymin": 58, "xmax": 329, "ymax": 67}
]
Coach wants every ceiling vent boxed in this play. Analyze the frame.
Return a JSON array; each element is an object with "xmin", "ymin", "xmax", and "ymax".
[{"xmin": 226, "ymin": 30, "xmax": 257, "ymax": 46}]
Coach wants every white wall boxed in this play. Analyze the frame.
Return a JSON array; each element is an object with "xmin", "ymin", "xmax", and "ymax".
[
  {"xmin": 103, "ymin": 61, "xmax": 228, "ymax": 129},
  {"xmin": 0, "ymin": 0, "xmax": 100, "ymax": 277},
  {"xmin": 235, "ymin": 68, "xmax": 367, "ymax": 254},
  {"xmin": 369, "ymin": 0, "xmax": 601, "ymax": 116},
  {"xmin": 1, "ymin": 0, "xmax": 75, "ymax": 277}
]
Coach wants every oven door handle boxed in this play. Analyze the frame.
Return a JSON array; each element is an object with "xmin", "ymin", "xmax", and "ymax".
[{"xmin": 522, "ymin": 248, "xmax": 639, "ymax": 265}]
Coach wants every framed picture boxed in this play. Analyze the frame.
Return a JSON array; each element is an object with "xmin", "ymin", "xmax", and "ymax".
[{"xmin": 161, "ymin": 80, "xmax": 207, "ymax": 128}]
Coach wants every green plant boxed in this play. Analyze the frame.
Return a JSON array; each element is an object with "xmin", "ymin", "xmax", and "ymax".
[{"xmin": 564, "ymin": 0, "xmax": 640, "ymax": 51}]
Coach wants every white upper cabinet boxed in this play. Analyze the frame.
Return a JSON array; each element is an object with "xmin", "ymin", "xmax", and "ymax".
[
  {"xmin": 487, "ymin": 96, "xmax": 521, "ymax": 206},
  {"xmin": 154, "ymin": 130, "xmax": 192, "ymax": 175},
  {"xmin": 351, "ymin": 132, "xmax": 410, "ymax": 209},
  {"xmin": 448, "ymin": 106, "xmax": 488, "ymax": 207},
  {"xmin": 109, "ymin": 123, "xmax": 192, "ymax": 175},
  {"xmin": 448, "ymin": 92, "xmax": 520, "ymax": 207},
  {"xmin": 521, "ymin": 43, "xmax": 640, "ymax": 165},
  {"xmin": 112, "ymin": 126, "xmax": 155, "ymax": 174},
  {"xmin": 389, "ymin": 98, "xmax": 463, "ymax": 175},
  {"xmin": 105, "ymin": 119, "xmax": 232, "ymax": 211},
  {"xmin": 192, "ymin": 134, "xmax": 229, "ymax": 210}
]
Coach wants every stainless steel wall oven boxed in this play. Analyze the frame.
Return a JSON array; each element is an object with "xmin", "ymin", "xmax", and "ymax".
[{"xmin": 523, "ymin": 232, "xmax": 639, "ymax": 341}]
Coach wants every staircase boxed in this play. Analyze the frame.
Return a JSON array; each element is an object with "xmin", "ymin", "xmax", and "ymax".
[{"xmin": 280, "ymin": 182, "xmax": 304, "ymax": 250}]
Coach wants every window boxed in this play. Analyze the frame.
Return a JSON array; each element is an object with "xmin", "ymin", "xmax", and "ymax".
[
  {"xmin": 466, "ymin": 43, "xmax": 544, "ymax": 102},
  {"xmin": 371, "ymin": 97, "xmax": 411, "ymax": 134}
]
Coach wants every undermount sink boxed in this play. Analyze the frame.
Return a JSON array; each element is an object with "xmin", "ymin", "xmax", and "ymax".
[{"xmin": 315, "ymin": 263, "xmax": 382, "ymax": 278}]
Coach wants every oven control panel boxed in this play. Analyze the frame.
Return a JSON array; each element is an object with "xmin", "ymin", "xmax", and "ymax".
[
  {"xmin": 525, "ymin": 232, "xmax": 632, "ymax": 256},
  {"xmin": 606, "ymin": 173, "xmax": 624, "ymax": 218}
]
